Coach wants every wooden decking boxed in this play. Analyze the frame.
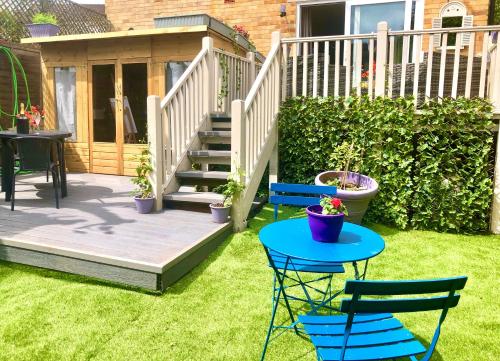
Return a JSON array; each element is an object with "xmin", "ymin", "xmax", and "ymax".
[{"xmin": 0, "ymin": 173, "xmax": 232, "ymax": 291}]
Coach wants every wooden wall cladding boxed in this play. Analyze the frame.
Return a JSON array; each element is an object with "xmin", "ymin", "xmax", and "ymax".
[{"xmin": 0, "ymin": 40, "xmax": 41, "ymax": 130}]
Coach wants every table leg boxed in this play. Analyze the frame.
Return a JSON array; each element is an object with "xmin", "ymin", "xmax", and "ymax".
[
  {"xmin": 58, "ymin": 140, "xmax": 68, "ymax": 198},
  {"xmin": 1, "ymin": 138, "xmax": 14, "ymax": 201},
  {"xmin": 352, "ymin": 260, "xmax": 370, "ymax": 280},
  {"xmin": 261, "ymin": 251, "xmax": 300, "ymax": 361}
]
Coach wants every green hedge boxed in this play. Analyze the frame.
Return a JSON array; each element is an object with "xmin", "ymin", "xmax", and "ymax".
[{"xmin": 278, "ymin": 96, "xmax": 494, "ymax": 233}]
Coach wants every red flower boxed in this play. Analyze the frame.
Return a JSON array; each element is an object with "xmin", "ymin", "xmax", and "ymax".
[{"xmin": 331, "ymin": 198, "xmax": 342, "ymax": 209}]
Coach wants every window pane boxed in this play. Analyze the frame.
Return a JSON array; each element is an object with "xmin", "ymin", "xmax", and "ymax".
[
  {"xmin": 123, "ymin": 63, "xmax": 148, "ymax": 144},
  {"xmin": 351, "ymin": 2, "xmax": 406, "ymax": 34},
  {"xmin": 55, "ymin": 67, "xmax": 77, "ymax": 141},
  {"xmin": 165, "ymin": 62, "xmax": 191, "ymax": 93}
]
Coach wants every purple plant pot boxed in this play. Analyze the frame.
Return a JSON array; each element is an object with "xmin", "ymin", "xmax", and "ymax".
[
  {"xmin": 134, "ymin": 197, "xmax": 154, "ymax": 214},
  {"xmin": 306, "ymin": 205, "xmax": 344, "ymax": 243},
  {"xmin": 315, "ymin": 171, "xmax": 379, "ymax": 224},
  {"xmin": 210, "ymin": 204, "xmax": 230, "ymax": 223},
  {"xmin": 26, "ymin": 24, "xmax": 60, "ymax": 37}
]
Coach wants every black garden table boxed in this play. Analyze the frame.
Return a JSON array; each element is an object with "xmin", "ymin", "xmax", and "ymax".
[{"xmin": 0, "ymin": 130, "xmax": 72, "ymax": 201}]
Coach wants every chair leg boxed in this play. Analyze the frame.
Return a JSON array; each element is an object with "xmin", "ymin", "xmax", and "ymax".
[
  {"xmin": 10, "ymin": 172, "xmax": 16, "ymax": 211},
  {"xmin": 46, "ymin": 169, "xmax": 49, "ymax": 182}
]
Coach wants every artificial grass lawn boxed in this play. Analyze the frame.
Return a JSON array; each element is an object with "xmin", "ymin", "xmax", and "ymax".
[{"xmin": 0, "ymin": 205, "xmax": 499, "ymax": 361}]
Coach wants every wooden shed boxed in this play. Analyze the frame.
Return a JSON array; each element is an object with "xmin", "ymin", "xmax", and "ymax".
[{"xmin": 22, "ymin": 25, "xmax": 248, "ymax": 176}]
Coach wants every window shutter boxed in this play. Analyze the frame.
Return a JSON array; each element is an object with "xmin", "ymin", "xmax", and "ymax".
[
  {"xmin": 461, "ymin": 15, "xmax": 474, "ymax": 47},
  {"xmin": 432, "ymin": 17, "xmax": 442, "ymax": 48}
]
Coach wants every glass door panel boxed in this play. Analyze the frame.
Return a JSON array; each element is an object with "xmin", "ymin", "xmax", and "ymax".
[
  {"xmin": 92, "ymin": 64, "xmax": 116, "ymax": 142},
  {"xmin": 122, "ymin": 63, "xmax": 148, "ymax": 144},
  {"xmin": 90, "ymin": 63, "xmax": 122, "ymax": 175}
]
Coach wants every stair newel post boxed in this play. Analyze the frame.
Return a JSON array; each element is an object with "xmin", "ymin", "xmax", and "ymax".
[
  {"xmin": 375, "ymin": 21, "xmax": 388, "ymax": 97},
  {"xmin": 203, "ymin": 36, "xmax": 215, "ymax": 116},
  {"xmin": 147, "ymin": 95, "xmax": 164, "ymax": 212},
  {"xmin": 247, "ymin": 51, "xmax": 256, "ymax": 91},
  {"xmin": 231, "ymin": 99, "xmax": 247, "ymax": 231}
]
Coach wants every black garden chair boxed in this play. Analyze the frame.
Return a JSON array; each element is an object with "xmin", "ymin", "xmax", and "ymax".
[{"xmin": 8, "ymin": 136, "xmax": 62, "ymax": 211}]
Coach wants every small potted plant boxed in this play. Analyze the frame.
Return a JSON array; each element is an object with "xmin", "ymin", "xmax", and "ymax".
[
  {"xmin": 25, "ymin": 105, "xmax": 45, "ymax": 132},
  {"xmin": 131, "ymin": 149, "xmax": 155, "ymax": 214},
  {"xmin": 210, "ymin": 171, "xmax": 245, "ymax": 223},
  {"xmin": 306, "ymin": 196, "xmax": 348, "ymax": 243},
  {"xmin": 27, "ymin": 13, "xmax": 60, "ymax": 38}
]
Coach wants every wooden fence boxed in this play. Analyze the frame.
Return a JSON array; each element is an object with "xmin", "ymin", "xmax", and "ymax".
[{"xmin": 0, "ymin": 39, "xmax": 41, "ymax": 130}]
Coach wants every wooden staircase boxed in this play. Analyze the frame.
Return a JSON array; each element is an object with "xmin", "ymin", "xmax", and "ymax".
[
  {"xmin": 147, "ymin": 33, "xmax": 283, "ymax": 230},
  {"xmin": 164, "ymin": 113, "xmax": 232, "ymax": 211}
]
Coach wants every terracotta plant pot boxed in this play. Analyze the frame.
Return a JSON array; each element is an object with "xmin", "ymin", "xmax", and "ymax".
[
  {"xmin": 315, "ymin": 171, "xmax": 379, "ymax": 224},
  {"xmin": 134, "ymin": 196, "xmax": 154, "ymax": 214},
  {"xmin": 209, "ymin": 204, "xmax": 230, "ymax": 223},
  {"xmin": 306, "ymin": 205, "xmax": 344, "ymax": 243},
  {"xmin": 26, "ymin": 23, "xmax": 60, "ymax": 37}
]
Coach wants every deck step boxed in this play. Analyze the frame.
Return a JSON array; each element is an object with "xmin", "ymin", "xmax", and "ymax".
[
  {"xmin": 176, "ymin": 170, "xmax": 229, "ymax": 186},
  {"xmin": 212, "ymin": 121, "xmax": 231, "ymax": 130},
  {"xmin": 164, "ymin": 191, "xmax": 223, "ymax": 205},
  {"xmin": 199, "ymin": 130, "xmax": 231, "ymax": 144},
  {"xmin": 210, "ymin": 113, "xmax": 231, "ymax": 122},
  {"xmin": 188, "ymin": 150, "xmax": 231, "ymax": 165}
]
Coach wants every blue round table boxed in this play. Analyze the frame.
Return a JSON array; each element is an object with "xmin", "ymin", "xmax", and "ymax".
[
  {"xmin": 258, "ymin": 218, "xmax": 385, "ymax": 360},
  {"xmin": 259, "ymin": 218, "xmax": 385, "ymax": 264}
]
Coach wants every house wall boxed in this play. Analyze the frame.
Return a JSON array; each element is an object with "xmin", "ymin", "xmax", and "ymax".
[
  {"xmin": 39, "ymin": 30, "xmax": 239, "ymax": 176},
  {"xmin": 105, "ymin": 0, "xmax": 490, "ymax": 53},
  {"xmin": 105, "ymin": 0, "xmax": 296, "ymax": 53}
]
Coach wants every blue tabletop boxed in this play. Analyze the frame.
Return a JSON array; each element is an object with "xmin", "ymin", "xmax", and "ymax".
[{"xmin": 259, "ymin": 218, "xmax": 385, "ymax": 263}]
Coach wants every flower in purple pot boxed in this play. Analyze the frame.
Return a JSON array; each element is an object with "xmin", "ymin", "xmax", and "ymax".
[{"xmin": 306, "ymin": 196, "xmax": 349, "ymax": 243}]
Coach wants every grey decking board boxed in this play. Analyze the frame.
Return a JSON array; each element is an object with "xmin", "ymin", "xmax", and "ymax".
[
  {"xmin": 0, "ymin": 173, "xmax": 232, "ymax": 283},
  {"xmin": 0, "ymin": 245, "xmax": 158, "ymax": 290},
  {"xmin": 160, "ymin": 223, "xmax": 233, "ymax": 290}
]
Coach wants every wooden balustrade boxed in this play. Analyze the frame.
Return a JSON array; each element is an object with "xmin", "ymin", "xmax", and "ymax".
[
  {"xmin": 213, "ymin": 49, "xmax": 256, "ymax": 114},
  {"xmin": 231, "ymin": 32, "xmax": 282, "ymax": 230},
  {"xmin": 280, "ymin": 24, "xmax": 500, "ymax": 108}
]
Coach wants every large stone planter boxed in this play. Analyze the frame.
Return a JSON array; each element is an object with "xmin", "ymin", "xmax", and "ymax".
[{"xmin": 315, "ymin": 171, "xmax": 378, "ymax": 224}]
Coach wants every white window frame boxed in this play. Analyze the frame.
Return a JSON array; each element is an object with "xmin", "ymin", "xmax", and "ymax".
[{"xmin": 296, "ymin": 0, "xmax": 424, "ymax": 38}]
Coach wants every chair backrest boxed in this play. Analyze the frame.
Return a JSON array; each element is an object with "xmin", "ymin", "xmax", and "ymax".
[
  {"xmin": 269, "ymin": 183, "xmax": 337, "ymax": 221},
  {"xmin": 9, "ymin": 136, "xmax": 55, "ymax": 172},
  {"xmin": 339, "ymin": 277, "xmax": 467, "ymax": 361}
]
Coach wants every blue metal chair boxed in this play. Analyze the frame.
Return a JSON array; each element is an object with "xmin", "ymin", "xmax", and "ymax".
[
  {"xmin": 299, "ymin": 276, "xmax": 467, "ymax": 361},
  {"xmin": 268, "ymin": 183, "xmax": 346, "ymax": 311}
]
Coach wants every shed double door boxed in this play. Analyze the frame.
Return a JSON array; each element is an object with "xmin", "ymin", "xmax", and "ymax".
[{"xmin": 88, "ymin": 60, "xmax": 149, "ymax": 175}]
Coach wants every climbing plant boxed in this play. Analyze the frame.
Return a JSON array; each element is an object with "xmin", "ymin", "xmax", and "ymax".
[{"xmin": 278, "ymin": 95, "xmax": 494, "ymax": 233}]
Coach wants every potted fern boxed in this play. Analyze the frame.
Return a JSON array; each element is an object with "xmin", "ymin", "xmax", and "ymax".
[
  {"xmin": 27, "ymin": 13, "xmax": 60, "ymax": 37},
  {"xmin": 131, "ymin": 149, "xmax": 155, "ymax": 214},
  {"xmin": 210, "ymin": 172, "xmax": 245, "ymax": 223}
]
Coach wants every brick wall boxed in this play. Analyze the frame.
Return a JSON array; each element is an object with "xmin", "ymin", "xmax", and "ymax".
[
  {"xmin": 424, "ymin": 0, "xmax": 490, "ymax": 29},
  {"xmin": 105, "ymin": 0, "xmax": 490, "ymax": 53},
  {"xmin": 105, "ymin": 0, "xmax": 296, "ymax": 53}
]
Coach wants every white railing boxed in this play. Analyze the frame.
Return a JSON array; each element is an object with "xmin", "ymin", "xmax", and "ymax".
[
  {"xmin": 231, "ymin": 32, "xmax": 282, "ymax": 230},
  {"xmin": 147, "ymin": 36, "xmax": 261, "ymax": 212},
  {"xmin": 213, "ymin": 49, "xmax": 256, "ymax": 113},
  {"xmin": 161, "ymin": 42, "xmax": 211, "ymax": 178},
  {"xmin": 281, "ymin": 23, "xmax": 500, "ymax": 110}
]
